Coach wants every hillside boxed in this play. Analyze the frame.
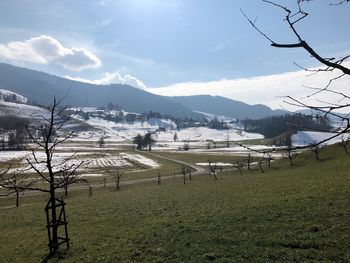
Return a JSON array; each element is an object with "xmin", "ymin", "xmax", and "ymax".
[
  {"xmin": 1, "ymin": 144, "xmax": 349, "ymax": 262},
  {"xmin": 168, "ymin": 95, "xmax": 286, "ymax": 120},
  {"xmin": 0, "ymin": 63, "xmax": 199, "ymax": 118}
]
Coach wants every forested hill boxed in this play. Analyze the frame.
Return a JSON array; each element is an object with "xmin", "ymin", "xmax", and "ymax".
[
  {"xmin": 0, "ymin": 63, "xmax": 200, "ymax": 118},
  {"xmin": 168, "ymin": 95, "xmax": 286, "ymax": 120},
  {"xmin": 241, "ymin": 114, "xmax": 332, "ymax": 139}
]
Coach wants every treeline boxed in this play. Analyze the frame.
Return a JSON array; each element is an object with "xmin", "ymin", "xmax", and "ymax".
[
  {"xmin": 241, "ymin": 114, "xmax": 331, "ymax": 138},
  {"xmin": 133, "ymin": 133, "xmax": 156, "ymax": 151},
  {"xmin": 0, "ymin": 116, "xmax": 44, "ymax": 150}
]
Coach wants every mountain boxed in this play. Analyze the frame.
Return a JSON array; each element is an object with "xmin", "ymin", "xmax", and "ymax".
[
  {"xmin": 0, "ymin": 63, "xmax": 199, "ymax": 118},
  {"xmin": 167, "ymin": 95, "xmax": 286, "ymax": 120}
]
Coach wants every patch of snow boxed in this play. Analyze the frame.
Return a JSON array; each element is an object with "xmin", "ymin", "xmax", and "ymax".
[
  {"xmin": 196, "ymin": 162, "xmax": 234, "ymax": 166},
  {"xmin": 0, "ymin": 89, "xmax": 27, "ymax": 104},
  {"xmin": 194, "ymin": 110, "xmax": 237, "ymax": 122},
  {"xmin": 156, "ymin": 127, "xmax": 263, "ymax": 143},
  {"xmin": 120, "ymin": 153, "xmax": 159, "ymax": 168},
  {"xmin": 0, "ymin": 151, "xmax": 32, "ymax": 162},
  {"xmin": 291, "ymin": 131, "xmax": 350, "ymax": 146},
  {"xmin": 80, "ymin": 173, "xmax": 105, "ymax": 177}
]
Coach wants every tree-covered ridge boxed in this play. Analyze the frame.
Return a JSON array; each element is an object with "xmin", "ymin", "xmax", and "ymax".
[{"xmin": 241, "ymin": 114, "xmax": 331, "ymax": 139}]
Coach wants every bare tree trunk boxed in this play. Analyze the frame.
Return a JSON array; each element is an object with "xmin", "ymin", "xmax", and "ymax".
[
  {"xmin": 16, "ymin": 190, "xmax": 19, "ymax": 207},
  {"xmin": 212, "ymin": 170, "xmax": 217, "ymax": 180},
  {"xmin": 237, "ymin": 161, "xmax": 243, "ymax": 176},
  {"xmin": 267, "ymin": 154, "xmax": 272, "ymax": 168},
  {"xmin": 183, "ymin": 169, "xmax": 186, "ymax": 185},
  {"xmin": 49, "ymin": 187, "xmax": 59, "ymax": 255},
  {"xmin": 116, "ymin": 177, "xmax": 120, "ymax": 191},
  {"xmin": 258, "ymin": 160, "xmax": 264, "ymax": 174},
  {"xmin": 157, "ymin": 172, "xmax": 161, "ymax": 185},
  {"xmin": 247, "ymin": 153, "xmax": 251, "ymax": 170}
]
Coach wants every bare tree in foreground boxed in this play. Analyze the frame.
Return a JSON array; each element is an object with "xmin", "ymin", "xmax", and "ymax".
[
  {"xmin": 241, "ymin": 0, "xmax": 350, "ymax": 151},
  {"xmin": 0, "ymin": 97, "xmax": 89, "ymax": 257}
]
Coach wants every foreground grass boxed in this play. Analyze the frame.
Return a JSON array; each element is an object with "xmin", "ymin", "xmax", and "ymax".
[{"xmin": 0, "ymin": 145, "xmax": 349, "ymax": 262}]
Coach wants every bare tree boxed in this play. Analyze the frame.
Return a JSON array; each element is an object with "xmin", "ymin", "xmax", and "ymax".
[
  {"xmin": 97, "ymin": 136, "xmax": 105, "ymax": 148},
  {"xmin": 310, "ymin": 142, "xmax": 324, "ymax": 160},
  {"xmin": 236, "ymin": 160, "xmax": 243, "ymax": 176},
  {"xmin": 0, "ymin": 169, "xmax": 28, "ymax": 207},
  {"xmin": 242, "ymin": 0, "xmax": 350, "ymax": 149},
  {"xmin": 173, "ymin": 131, "xmax": 178, "ymax": 142},
  {"xmin": 188, "ymin": 169, "xmax": 192, "ymax": 181},
  {"xmin": 114, "ymin": 169, "xmax": 123, "ymax": 191},
  {"xmin": 247, "ymin": 153, "xmax": 251, "ymax": 170},
  {"xmin": 267, "ymin": 154, "xmax": 273, "ymax": 168},
  {"xmin": 283, "ymin": 145, "xmax": 298, "ymax": 167},
  {"xmin": 224, "ymin": 133, "xmax": 230, "ymax": 148},
  {"xmin": 0, "ymin": 97, "xmax": 90, "ymax": 257},
  {"xmin": 182, "ymin": 165, "xmax": 186, "ymax": 184},
  {"xmin": 258, "ymin": 159, "xmax": 265, "ymax": 173},
  {"xmin": 208, "ymin": 160, "xmax": 218, "ymax": 180},
  {"xmin": 157, "ymin": 171, "xmax": 161, "ymax": 185},
  {"xmin": 340, "ymin": 135, "xmax": 350, "ymax": 154}
]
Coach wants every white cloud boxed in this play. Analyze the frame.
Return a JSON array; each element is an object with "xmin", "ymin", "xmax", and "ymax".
[
  {"xmin": 66, "ymin": 72, "xmax": 146, "ymax": 90},
  {"xmin": 211, "ymin": 35, "xmax": 246, "ymax": 51},
  {"xmin": 99, "ymin": 19, "xmax": 113, "ymax": 27},
  {"xmin": 147, "ymin": 64, "xmax": 350, "ymax": 112},
  {"xmin": 0, "ymin": 35, "xmax": 101, "ymax": 71}
]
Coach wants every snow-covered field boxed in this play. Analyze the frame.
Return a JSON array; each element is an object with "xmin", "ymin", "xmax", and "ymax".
[
  {"xmin": 72, "ymin": 116, "xmax": 263, "ymax": 144},
  {"xmin": 156, "ymin": 127, "xmax": 262, "ymax": 142},
  {"xmin": 1, "ymin": 150, "xmax": 159, "ymax": 176},
  {"xmin": 120, "ymin": 153, "xmax": 159, "ymax": 168},
  {"xmin": 292, "ymin": 131, "xmax": 350, "ymax": 146}
]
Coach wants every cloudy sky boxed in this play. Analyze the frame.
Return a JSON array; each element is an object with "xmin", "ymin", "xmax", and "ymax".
[{"xmin": 0, "ymin": 0, "xmax": 349, "ymax": 108}]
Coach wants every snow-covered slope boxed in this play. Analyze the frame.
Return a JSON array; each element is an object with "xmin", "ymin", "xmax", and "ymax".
[
  {"xmin": 194, "ymin": 111, "xmax": 237, "ymax": 122},
  {"xmin": 292, "ymin": 131, "xmax": 350, "ymax": 146},
  {"xmin": 157, "ymin": 127, "xmax": 262, "ymax": 142},
  {"xmin": 0, "ymin": 101, "xmax": 50, "ymax": 120},
  {"xmin": 74, "ymin": 115, "xmax": 263, "ymax": 143},
  {"xmin": 0, "ymin": 89, "xmax": 27, "ymax": 104},
  {"xmin": 73, "ymin": 115, "xmax": 177, "ymax": 141}
]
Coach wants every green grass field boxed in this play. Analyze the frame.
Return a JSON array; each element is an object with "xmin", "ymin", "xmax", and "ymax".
[
  {"xmin": 0, "ymin": 144, "xmax": 349, "ymax": 262},
  {"xmin": 151, "ymin": 151, "xmax": 254, "ymax": 166}
]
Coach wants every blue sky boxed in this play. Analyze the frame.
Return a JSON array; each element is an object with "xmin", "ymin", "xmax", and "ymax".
[{"xmin": 0, "ymin": 0, "xmax": 349, "ymax": 94}]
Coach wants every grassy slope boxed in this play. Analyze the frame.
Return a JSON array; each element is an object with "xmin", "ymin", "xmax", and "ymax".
[{"xmin": 0, "ymin": 145, "xmax": 349, "ymax": 262}]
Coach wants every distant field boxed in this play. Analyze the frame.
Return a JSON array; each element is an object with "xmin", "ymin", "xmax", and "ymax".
[
  {"xmin": 151, "ymin": 151, "xmax": 257, "ymax": 166},
  {"xmin": 0, "ymin": 144, "xmax": 349, "ymax": 262}
]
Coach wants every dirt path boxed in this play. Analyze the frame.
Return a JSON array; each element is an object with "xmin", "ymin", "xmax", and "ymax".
[{"xmin": 139, "ymin": 150, "xmax": 207, "ymax": 175}]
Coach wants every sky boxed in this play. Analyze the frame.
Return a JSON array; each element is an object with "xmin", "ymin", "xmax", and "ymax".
[{"xmin": 0, "ymin": 0, "xmax": 349, "ymax": 109}]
